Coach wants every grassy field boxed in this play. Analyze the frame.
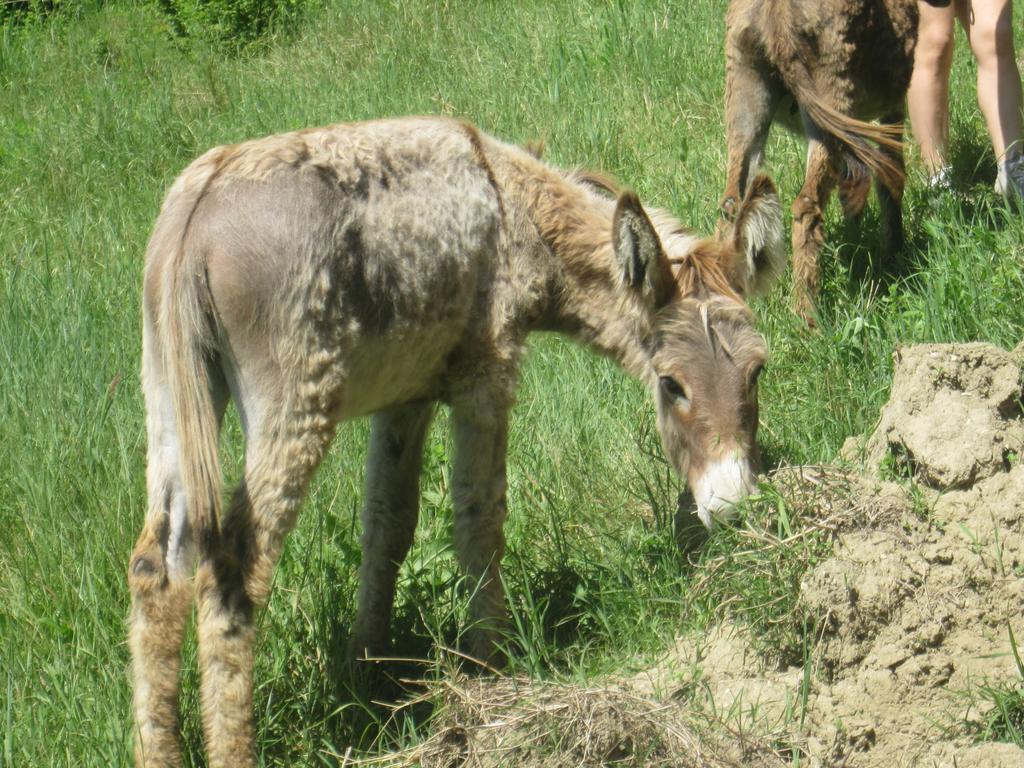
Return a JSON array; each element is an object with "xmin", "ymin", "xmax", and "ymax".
[{"xmin": 2, "ymin": 1, "xmax": 1023, "ymax": 764}]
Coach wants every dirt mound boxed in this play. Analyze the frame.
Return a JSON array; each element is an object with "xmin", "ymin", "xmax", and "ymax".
[
  {"xmin": 368, "ymin": 343, "xmax": 1024, "ymax": 767},
  {"xmin": 798, "ymin": 343, "xmax": 1024, "ymax": 766},
  {"xmin": 687, "ymin": 342, "xmax": 1024, "ymax": 766},
  {"xmin": 859, "ymin": 343, "xmax": 1024, "ymax": 488}
]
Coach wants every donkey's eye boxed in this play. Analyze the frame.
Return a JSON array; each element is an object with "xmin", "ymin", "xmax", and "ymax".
[
  {"xmin": 751, "ymin": 363, "xmax": 765, "ymax": 385},
  {"xmin": 660, "ymin": 376, "xmax": 689, "ymax": 404}
]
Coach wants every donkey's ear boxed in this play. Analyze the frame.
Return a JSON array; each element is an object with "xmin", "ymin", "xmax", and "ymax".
[
  {"xmin": 613, "ymin": 191, "xmax": 674, "ymax": 308},
  {"xmin": 728, "ymin": 174, "xmax": 785, "ymax": 297}
]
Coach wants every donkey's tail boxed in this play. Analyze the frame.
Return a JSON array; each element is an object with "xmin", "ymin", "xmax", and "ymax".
[
  {"xmin": 146, "ymin": 147, "xmax": 228, "ymax": 551},
  {"xmin": 794, "ymin": 86, "xmax": 905, "ymax": 199}
]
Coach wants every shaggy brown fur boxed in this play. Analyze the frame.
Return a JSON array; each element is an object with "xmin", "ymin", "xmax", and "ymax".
[
  {"xmin": 129, "ymin": 117, "xmax": 785, "ymax": 767},
  {"xmin": 721, "ymin": 0, "xmax": 923, "ymax": 325}
]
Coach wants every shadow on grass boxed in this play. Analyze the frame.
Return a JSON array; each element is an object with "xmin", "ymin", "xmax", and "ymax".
[
  {"xmin": 289, "ymin": 563, "xmax": 619, "ymax": 755},
  {"xmin": 812, "ymin": 134, "xmax": 1014, "ymax": 325},
  {"xmin": 265, "ymin": 611, "xmax": 447, "ymax": 759}
]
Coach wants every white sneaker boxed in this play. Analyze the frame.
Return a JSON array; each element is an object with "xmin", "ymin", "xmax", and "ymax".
[
  {"xmin": 995, "ymin": 154, "xmax": 1024, "ymax": 201},
  {"xmin": 926, "ymin": 165, "xmax": 953, "ymax": 191}
]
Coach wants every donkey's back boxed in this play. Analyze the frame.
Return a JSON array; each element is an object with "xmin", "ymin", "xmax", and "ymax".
[
  {"xmin": 145, "ymin": 118, "xmax": 504, "ymax": 422},
  {"xmin": 728, "ymin": 0, "xmax": 918, "ymax": 123}
]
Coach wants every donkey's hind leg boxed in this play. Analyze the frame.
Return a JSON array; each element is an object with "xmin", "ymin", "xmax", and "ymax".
[
  {"xmin": 350, "ymin": 401, "xmax": 435, "ymax": 663},
  {"xmin": 195, "ymin": 384, "xmax": 336, "ymax": 768},
  {"xmin": 129, "ymin": 324, "xmax": 228, "ymax": 768},
  {"xmin": 791, "ymin": 136, "xmax": 839, "ymax": 326},
  {"xmin": 874, "ymin": 112, "xmax": 906, "ymax": 258}
]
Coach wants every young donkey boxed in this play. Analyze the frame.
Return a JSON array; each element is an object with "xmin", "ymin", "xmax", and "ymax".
[
  {"xmin": 721, "ymin": 0, "xmax": 926, "ymax": 324},
  {"xmin": 130, "ymin": 117, "xmax": 783, "ymax": 766}
]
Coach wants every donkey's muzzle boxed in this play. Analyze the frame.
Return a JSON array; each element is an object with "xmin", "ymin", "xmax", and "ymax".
[{"xmin": 690, "ymin": 458, "xmax": 758, "ymax": 531}]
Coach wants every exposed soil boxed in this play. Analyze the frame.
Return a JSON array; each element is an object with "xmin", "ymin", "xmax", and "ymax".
[{"xmin": 369, "ymin": 342, "xmax": 1024, "ymax": 767}]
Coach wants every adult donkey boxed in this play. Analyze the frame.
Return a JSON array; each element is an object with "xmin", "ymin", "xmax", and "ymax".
[
  {"xmin": 721, "ymin": 0, "xmax": 934, "ymax": 325},
  {"xmin": 130, "ymin": 116, "xmax": 783, "ymax": 767}
]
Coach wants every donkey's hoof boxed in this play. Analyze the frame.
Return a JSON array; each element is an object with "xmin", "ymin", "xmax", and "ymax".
[
  {"xmin": 792, "ymin": 298, "xmax": 820, "ymax": 332},
  {"xmin": 131, "ymin": 555, "xmax": 159, "ymax": 577},
  {"xmin": 128, "ymin": 549, "xmax": 169, "ymax": 589}
]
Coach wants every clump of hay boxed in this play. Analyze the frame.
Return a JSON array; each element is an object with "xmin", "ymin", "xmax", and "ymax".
[
  {"xmin": 767, "ymin": 464, "xmax": 914, "ymax": 534},
  {"xmin": 347, "ymin": 672, "xmax": 788, "ymax": 768}
]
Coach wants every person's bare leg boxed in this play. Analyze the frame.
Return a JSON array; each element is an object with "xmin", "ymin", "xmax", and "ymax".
[
  {"xmin": 958, "ymin": 0, "xmax": 1023, "ymax": 158},
  {"xmin": 908, "ymin": 1, "xmax": 957, "ymax": 177},
  {"xmin": 958, "ymin": 0, "xmax": 1024, "ymax": 195}
]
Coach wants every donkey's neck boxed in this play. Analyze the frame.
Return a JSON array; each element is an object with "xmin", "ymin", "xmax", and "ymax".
[
  {"xmin": 545, "ymin": 234, "xmax": 655, "ymax": 380},
  {"xmin": 491, "ymin": 150, "xmax": 656, "ymax": 380}
]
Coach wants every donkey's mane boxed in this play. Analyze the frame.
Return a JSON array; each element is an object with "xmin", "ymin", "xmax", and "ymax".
[
  {"xmin": 561, "ymin": 169, "xmax": 741, "ymax": 304},
  {"xmin": 642, "ymin": 207, "xmax": 740, "ymax": 303},
  {"xmin": 504, "ymin": 153, "xmax": 744, "ymax": 314},
  {"xmin": 672, "ymin": 241, "xmax": 742, "ymax": 303}
]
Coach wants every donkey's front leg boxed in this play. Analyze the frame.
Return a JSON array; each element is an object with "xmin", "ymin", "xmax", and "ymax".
[
  {"xmin": 791, "ymin": 137, "xmax": 839, "ymax": 326},
  {"xmin": 720, "ymin": 44, "xmax": 779, "ymax": 222},
  {"xmin": 350, "ymin": 401, "xmax": 435, "ymax": 662},
  {"xmin": 450, "ymin": 387, "xmax": 512, "ymax": 664}
]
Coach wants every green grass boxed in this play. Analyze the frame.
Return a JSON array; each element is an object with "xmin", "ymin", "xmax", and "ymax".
[
  {"xmin": 939, "ymin": 624, "xmax": 1024, "ymax": 749},
  {"xmin": 2, "ymin": 1, "xmax": 1024, "ymax": 764},
  {"xmin": 956, "ymin": 625, "xmax": 1024, "ymax": 748}
]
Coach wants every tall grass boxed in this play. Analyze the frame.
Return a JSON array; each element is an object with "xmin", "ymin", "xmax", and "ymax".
[{"xmin": 2, "ymin": 1, "xmax": 1023, "ymax": 764}]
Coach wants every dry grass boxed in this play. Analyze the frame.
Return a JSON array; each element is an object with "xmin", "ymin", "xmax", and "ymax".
[
  {"xmin": 767, "ymin": 464, "xmax": 914, "ymax": 534},
  {"xmin": 340, "ymin": 667, "xmax": 791, "ymax": 768}
]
